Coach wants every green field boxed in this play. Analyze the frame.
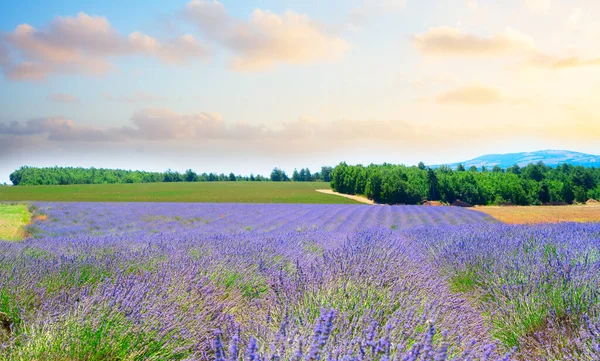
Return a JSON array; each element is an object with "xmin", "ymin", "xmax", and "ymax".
[
  {"xmin": 0, "ymin": 182, "xmax": 360, "ymax": 204},
  {"xmin": 0, "ymin": 203, "xmax": 31, "ymax": 241}
]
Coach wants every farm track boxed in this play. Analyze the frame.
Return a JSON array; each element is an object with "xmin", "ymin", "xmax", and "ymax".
[{"xmin": 315, "ymin": 189, "xmax": 375, "ymax": 204}]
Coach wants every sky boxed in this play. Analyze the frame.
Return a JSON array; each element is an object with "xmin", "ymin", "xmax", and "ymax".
[{"xmin": 1, "ymin": 0, "xmax": 600, "ymax": 183}]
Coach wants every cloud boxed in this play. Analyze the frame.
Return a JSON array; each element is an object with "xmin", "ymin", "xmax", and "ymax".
[
  {"xmin": 3, "ymin": 107, "xmax": 600, "ymax": 170},
  {"xmin": 128, "ymin": 32, "xmax": 209, "ymax": 64},
  {"xmin": 0, "ymin": 109, "xmax": 264, "ymax": 142},
  {"xmin": 0, "ymin": 108, "xmax": 419, "ymax": 145},
  {"xmin": 182, "ymin": 0, "xmax": 230, "ymax": 35},
  {"xmin": 128, "ymin": 108, "xmax": 266, "ymax": 140},
  {"xmin": 0, "ymin": 117, "xmax": 123, "ymax": 141},
  {"xmin": 529, "ymin": 53, "xmax": 600, "ymax": 70},
  {"xmin": 102, "ymin": 92, "xmax": 168, "ymax": 103},
  {"xmin": 435, "ymin": 85, "xmax": 502, "ymax": 104},
  {"xmin": 1, "ymin": 12, "xmax": 210, "ymax": 80},
  {"xmin": 47, "ymin": 93, "xmax": 80, "ymax": 103},
  {"xmin": 413, "ymin": 26, "xmax": 600, "ymax": 72},
  {"xmin": 413, "ymin": 27, "xmax": 535, "ymax": 56},
  {"xmin": 523, "ymin": 0, "xmax": 551, "ymax": 13},
  {"xmin": 182, "ymin": 1, "xmax": 349, "ymax": 70},
  {"xmin": 429, "ymin": 85, "xmax": 534, "ymax": 105},
  {"xmin": 551, "ymin": 57, "xmax": 600, "ymax": 69},
  {"xmin": 0, "ymin": 118, "xmax": 68, "ymax": 136}
]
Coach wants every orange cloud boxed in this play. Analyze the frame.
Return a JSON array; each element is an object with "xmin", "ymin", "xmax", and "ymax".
[
  {"xmin": 528, "ymin": 53, "xmax": 600, "ymax": 69},
  {"xmin": 183, "ymin": 1, "xmax": 349, "ymax": 70},
  {"xmin": 414, "ymin": 27, "xmax": 534, "ymax": 56},
  {"xmin": 435, "ymin": 85, "xmax": 502, "ymax": 104}
]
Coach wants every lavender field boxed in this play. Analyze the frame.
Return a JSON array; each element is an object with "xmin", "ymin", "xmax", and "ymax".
[{"xmin": 0, "ymin": 203, "xmax": 599, "ymax": 360}]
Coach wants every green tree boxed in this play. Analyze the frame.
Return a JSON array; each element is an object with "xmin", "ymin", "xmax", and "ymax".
[
  {"xmin": 427, "ymin": 168, "xmax": 440, "ymax": 201},
  {"xmin": 270, "ymin": 168, "xmax": 289, "ymax": 182},
  {"xmin": 292, "ymin": 169, "xmax": 300, "ymax": 182},
  {"xmin": 184, "ymin": 169, "xmax": 198, "ymax": 182},
  {"xmin": 321, "ymin": 166, "xmax": 333, "ymax": 182}
]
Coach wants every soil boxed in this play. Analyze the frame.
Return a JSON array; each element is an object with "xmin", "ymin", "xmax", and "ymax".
[{"xmin": 315, "ymin": 189, "xmax": 375, "ymax": 205}]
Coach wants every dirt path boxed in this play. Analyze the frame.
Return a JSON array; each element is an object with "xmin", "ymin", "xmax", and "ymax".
[{"xmin": 315, "ymin": 189, "xmax": 375, "ymax": 205}]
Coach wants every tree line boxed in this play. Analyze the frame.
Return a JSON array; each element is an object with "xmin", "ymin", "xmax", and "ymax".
[
  {"xmin": 331, "ymin": 162, "xmax": 600, "ymax": 206},
  {"xmin": 9, "ymin": 166, "xmax": 333, "ymax": 186}
]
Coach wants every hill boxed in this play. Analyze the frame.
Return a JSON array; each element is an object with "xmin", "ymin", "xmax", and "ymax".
[{"xmin": 435, "ymin": 150, "xmax": 600, "ymax": 169}]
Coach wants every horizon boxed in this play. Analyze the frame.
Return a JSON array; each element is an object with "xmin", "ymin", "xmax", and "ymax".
[
  {"xmin": 2, "ymin": 1, "xmax": 600, "ymax": 184},
  {"xmin": 5, "ymin": 148, "xmax": 600, "ymax": 186}
]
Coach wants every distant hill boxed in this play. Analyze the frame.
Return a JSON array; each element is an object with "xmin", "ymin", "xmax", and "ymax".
[{"xmin": 434, "ymin": 150, "xmax": 600, "ymax": 169}]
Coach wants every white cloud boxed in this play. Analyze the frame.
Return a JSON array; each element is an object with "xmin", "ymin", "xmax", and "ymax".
[
  {"xmin": 182, "ymin": 1, "xmax": 349, "ymax": 71},
  {"xmin": 1, "ymin": 12, "xmax": 210, "ymax": 80},
  {"xmin": 128, "ymin": 108, "xmax": 259, "ymax": 140},
  {"xmin": 128, "ymin": 32, "xmax": 209, "ymax": 64}
]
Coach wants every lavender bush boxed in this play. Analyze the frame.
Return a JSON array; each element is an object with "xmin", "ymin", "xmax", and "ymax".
[
  {"xmin": 415, "ymin": 223, "xmax": 600, "ymax": 360},
  {"xmin": 2, "ymin": 202, "xmax": 596, "ymax": 360}
]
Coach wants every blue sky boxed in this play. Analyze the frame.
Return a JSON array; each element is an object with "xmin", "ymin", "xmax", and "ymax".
[{"xmin": 1, "ymin": 0, "xmax": 600, "ymax": 183}]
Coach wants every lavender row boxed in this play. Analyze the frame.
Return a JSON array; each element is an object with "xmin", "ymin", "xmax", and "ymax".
[{"xmin": 26, "ymin": 202, "xmax": 495, "ymax": 238}]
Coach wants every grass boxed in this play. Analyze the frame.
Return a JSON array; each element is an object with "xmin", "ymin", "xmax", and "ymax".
[
  {"xmin": 473, "ymin": 205, "xmax": 600, "ymax": 224},
  {"xmin": 0, "ymin": 203, "xmax": 31, "ymax": 241},
  {"xmin": 0, "ymin": 182, "xmax": 360, "ymax": 204},
  {"xmin": 1, "ymin": 310, "xmax": 181, "ymax": 361},
  {"xmin": 210, "ymin": 269, "xmax": 270, "ymax": 300},
  {"xmin": 448, "ymin": 268, "xmax": 481, "ymax": 293}
]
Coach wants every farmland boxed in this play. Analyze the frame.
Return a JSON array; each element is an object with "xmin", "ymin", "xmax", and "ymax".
[
  {"xmin": 473, "ymin": 204, "xmax": 600, "ymax": 224},
  {"xmin": 1, "ymin": 202, "xmax": 599, "ymax": 360},
  {"xmin": 0, "ymin": 203, "xmax": 30, "ymax": 241},
  {"xmin": 0, "ymin": 182, "xmax": 359, "ymax": 204}
]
